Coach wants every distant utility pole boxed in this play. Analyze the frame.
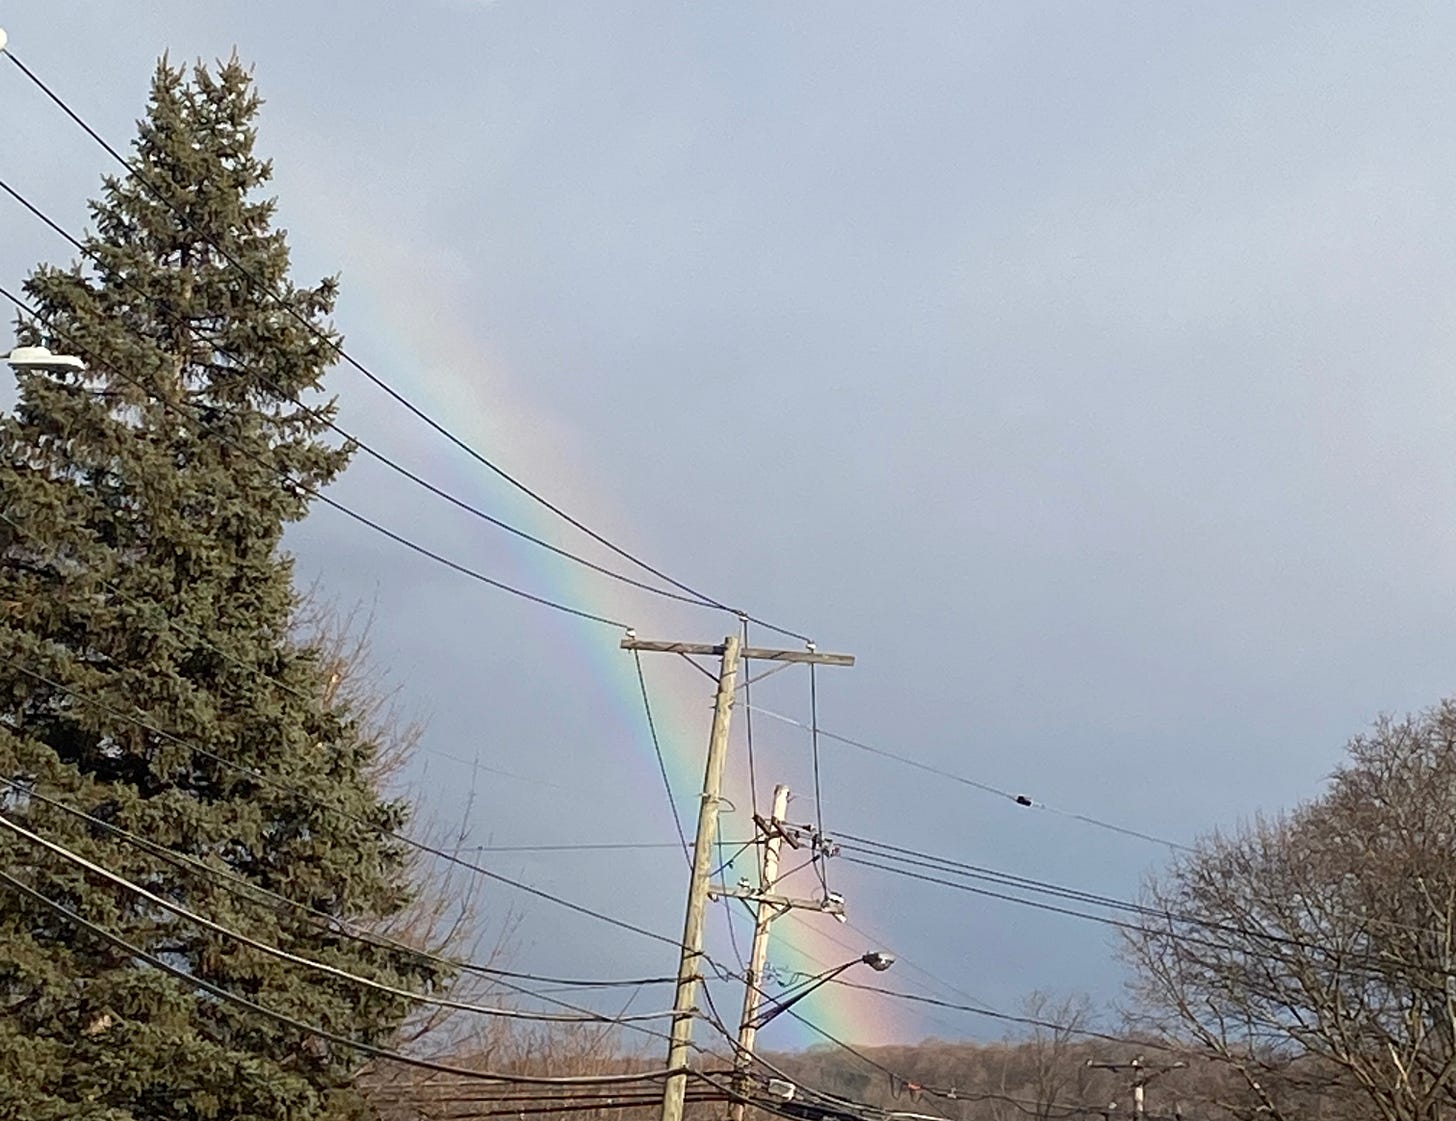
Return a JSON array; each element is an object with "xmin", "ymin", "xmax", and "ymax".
[
  {"xmin": 1087, "ymin": 1056, "xmax": 1187, "ymax": 1118},
  {"xmin": 623, "ymin": 636, "xmax": 854, "ymax": 1121}
]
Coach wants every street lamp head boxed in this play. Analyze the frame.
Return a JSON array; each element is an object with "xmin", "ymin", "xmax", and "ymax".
[
  {"xmin": 860, "ymin": 951, "xmax": 895, "ymax": 972},
  {"xmin": 4, "ymin": 345, "xmax": 86, "ymax": 374}
]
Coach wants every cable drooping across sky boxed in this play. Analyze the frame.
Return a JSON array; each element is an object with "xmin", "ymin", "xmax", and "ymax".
[
  {"xmin": 0, "ymin": 283, "xmax": 629, "ymax": 628},
  {"xmin": 0, "ymin": 811, "xmax": 680, "ymax": 1027},
  {"xmin": 0, "ymin": 175, "xmax": 733, "ymax": 618},
  {"xmin": 0, "ymin": 43, "xmax": 813, "ymax": 644},
  {"xmin": 748, "ymin": 702, "xmax": 1190, "ymax": 851}
]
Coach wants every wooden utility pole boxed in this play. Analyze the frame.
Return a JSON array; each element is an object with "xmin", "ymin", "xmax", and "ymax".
[
  {"xmin": 731, "ymin": 783, "xmax": 792, "ymax": 1121},
  {"xmin": 1087, "ymin": 1056, "xmax": 1186, "ymax": 1118},
  {"xmin": 623, "ymin": 635, "xmax": 853, "ymax": 1121},
  {"xmin": 656, "ymin": 634, "xmax": 741, "ymax": 1121}
]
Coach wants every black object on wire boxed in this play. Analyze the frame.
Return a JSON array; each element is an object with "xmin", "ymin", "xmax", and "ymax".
[{"xmin": 745, "ymin": 702, "xmax": 1189, "ymax": 852}]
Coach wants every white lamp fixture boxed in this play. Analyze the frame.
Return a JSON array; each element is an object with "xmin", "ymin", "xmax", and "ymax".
[{"xmin": 4, "ymin": 346, "xmax": 86, "ymax": 374}]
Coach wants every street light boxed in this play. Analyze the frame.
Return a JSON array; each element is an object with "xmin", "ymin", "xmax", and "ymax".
[
  {"xmin": 4, "ymin": 345, "xmax": 86, "ymax": 374},
  {"xmin": 745, "ymin": 951, "xmax": 894, "ymax": 1031}
]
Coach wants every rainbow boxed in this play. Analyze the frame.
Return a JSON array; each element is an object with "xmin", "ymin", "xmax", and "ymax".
[{"xmin": 292, "ymin": 205, "xmax": 921, "ymax": 1049}]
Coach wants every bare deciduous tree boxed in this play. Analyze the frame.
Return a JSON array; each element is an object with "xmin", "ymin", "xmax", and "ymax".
[
  {"xmin": 1124, "ymin": 702, "xmax": 1456, "ymax": 1121},
  {"xmin": 988, "ymin": 992, "xmax": 1097, "ymax": 1121}
]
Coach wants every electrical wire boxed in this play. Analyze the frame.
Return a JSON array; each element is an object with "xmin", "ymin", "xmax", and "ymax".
[
  {"xmin": 769, "ymin": 851, "xmax": 826, "ymax": 887},
  {"xmin": 373, "ymin": 1095, "xmax": 729, "ymax": 1119},
  {"xmin": 0, "ymin": 493, "xmax": 754, "ymax": 1005},
  {"xmin": 368, "ymin": 1095, "xmax": 723, "ymax": 1118},
  {"xmin": 0, "ymin": 283, "xmax": 628, "ymax": 629},
  {"xmin": 745, "ymin": 703, "xmax": 1189, "ymax": 852},
  {"xmin": 717, "ymin": 820, "xmax": 750, "ymax": 974},
  {"xmin": 777, "ymin": 906, "xmax": 1066, "ymax": 1053},
  {"xmin": 0, "ymin": 506, "xmax": 604, "ymax": 805},
  {"xmin": 709, "ymin": 838, "xmax": 756, "ymax": 883},
  {"xmin": 699, "ymin": 976, "xmax": 959, "ymax": 1121},
  {"xmin": 633, "ymin": 648, "xmax": 690, "ymax": 865},
  {"xmin": 836, "ymin": 913, "xmax": 992, "ymax": 1021},
  {"xmin": 0, "ymin": 863, "xmax": 684, "ymax": 1087},
  {"xmin": 0, "ymin": 174, "xmax": 721, "ymax": 616},
  {"xmin": 809, "ymin": 661, "xmax": 829, "ymax": 897},
  {"xmin": 839, "ymin": 851, "xmax": 1456, "ymax": 987},
  {"xmin": 705, "ymin": 923, "xmax": 1189, "ymax": 1096},
  {"xmin": 0, "ymin": 48, "xmax": 813, "ymax": 644},
  {"xmin": 701, "ymin": 958, "xmax": 957, "ymax": 1121},
  {"xmin": 0, "ymin": 656, "xmax": 684, "ymax": 951},
  {"xmin": 465, "ymin": 842, "xmax": 694, "ymax": 854},
  {"xmin": 9, "ymin": 495, "xmax": 1388, "ymax": 989},
  {"xmin": 0, "ymin": 777, "xmax": 682, "ymax": 1030},
  {"xmin": 742, "ymin": 617, "xmax": 760, "ymax": 823},
  {"xmin": 705, "ymin": 981, "xmax": 1099, "ymax": 1121},
  {"xmin": 828, "ymin": 978, "xmax": 1182, "ymax": 1053},
  {"xmin": 0, "ymin": 810, "xmax": 679, "ymax": 1026},
  {"xmin": 836, "ymin": 827, "xmax": 1456, "ymax": 956}
]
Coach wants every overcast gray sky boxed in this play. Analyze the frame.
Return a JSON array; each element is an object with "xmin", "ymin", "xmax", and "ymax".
[{"xmin": 5, "ymin": 1, "xmax": 1456, "ymax": 1049}]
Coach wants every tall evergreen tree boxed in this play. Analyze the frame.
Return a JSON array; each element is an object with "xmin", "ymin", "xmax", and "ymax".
[{"xmin": 0, "ymin": 58, "xmax": 447, "ymax": 1120}]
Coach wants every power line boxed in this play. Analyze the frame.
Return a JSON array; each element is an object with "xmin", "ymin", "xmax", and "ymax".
[
  {"xmin": 0, "ymin": 656, "xmax": 684, "ymax": 950},
  {"xmin": 710, "ymin": 910, "xmax": 1192, "ymax": 1075},
  {"xmin": 0, "ymin": 282, "xmax": 628, "ymax": 629},
  {"xmin": 809, "ymin": 661, "xmax": 829, "ymax": 897},
  {"xmin": 774, "ymin": 906, "xmax": 1153, "ymax": 1072},
  {"xmin": 828, "ymin": 977, "xmax": 1180, "ymax": 1053},
  {"xmin": 634, "ymin": 648, "xmax": 690, "ymax": 864},
  {"xmin": 839, "ymin": 849, "xmax": 1456, "ymax": 986},
  {"xmin": 699, "ymin": 976, "xmax": 959, "ymax": 1121},
  {"xmin": 0, "ymin": 863, "xmax": 688, "ymax": 1088},
  {"xmin": 2, "ymin": 777, "xmax": 682, "ymax": 1016},
  {"xmin": 0, "ymin": 491, "xmax": 746, "ymax": 991},
  {"xmin": 0, "ymin": 45, "xmax": 812, "ymax": 644},
  {"xmin": 836, "ymin": 827, "xmax": 1456, "ymax": 953},
  {"xmin": 746, "ymin": 704, "xmax": 1189, "ymax": 852},
  {"xmin": 363, "ymin": 1092, "xmax": 729, "ymax": 1118},
  {"xmin": 0, "ymin": 174, "xmax": 721, "ymax": 616},
  {"xmin": 0, "ymin": 506, "xmax": 606, "ymax": 802},
  {"xmin": 316, "ymin": 493, "xmax": 629, "ymax": 627},
  {"xmin": 467, "ymin": 842, "xmax": 699, "ymax": 854},
  {"xmin": 710, "ymin": 956, "xmax": 1186, "ymax": 1108},
  {"xmin": 0, "ymin": 810, "xmax": 678, "ymax": 1027},
  {"xmin": 741, "ymin": 618, "xmax": 761, "ymax": 823}
]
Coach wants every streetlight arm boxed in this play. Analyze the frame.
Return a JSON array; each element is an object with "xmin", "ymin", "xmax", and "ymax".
[
  {"xmin": 746, "ymin": 961, "xmax": 855, "ymax": 1031},
  {"xmin": 744, "ymin": 952, "xmax": 894, "ymax": 1031}
]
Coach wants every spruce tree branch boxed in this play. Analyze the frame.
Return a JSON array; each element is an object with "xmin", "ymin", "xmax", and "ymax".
[
  {"xmin": 0, "ymin": 808, "xmax": 681, "ymax": 1027},
  {"xmin": 0, "ymin": 281, "xmax": 629, "ymax": 630},
  {"xmin": 0, "ymin": 862, "xmax": 687, "ymax": 1088}
]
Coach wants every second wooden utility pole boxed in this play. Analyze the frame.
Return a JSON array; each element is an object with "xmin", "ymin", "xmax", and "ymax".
[{"xmin": 730, "ymin": 783, "xmax": 792, "ymax": 1121}]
